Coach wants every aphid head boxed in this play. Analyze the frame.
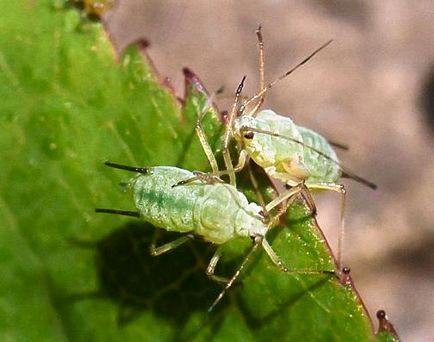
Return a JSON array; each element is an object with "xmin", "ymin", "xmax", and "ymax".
[{"xmin": 232, "ymin": 115, "xmax": 256, "ymax": 144}]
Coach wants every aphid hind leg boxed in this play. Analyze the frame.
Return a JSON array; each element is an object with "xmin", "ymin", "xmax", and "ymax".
[
  {"xmin": 261, "ymin": 183, "xmax": 334, "ymax": 274},
  {"xmin": 206, "ymin": 247, "xmax": 230, "ymax": 283},
  {"xmin": 298, "ymin": 185, "xmax": 317, "ymax": 217},
  {"xmin": 262, "ymin": 237, "xmax": 334, "ymax": 276},
  {"xmin": 149, "ymin": 231, "xmax": 194, "ymax": 256},
  {"xmin": 306, "ymin": 182, "xmax": 347, "ymax": 271},
  {"xmin": 208, "ymin": 238, "xmax": 261, "ymax": 313}
]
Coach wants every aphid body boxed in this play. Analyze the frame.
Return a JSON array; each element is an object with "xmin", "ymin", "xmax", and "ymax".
[
  {"xmin": 193, "ymin": 27, "xmax": 376, "ymax": 271},
  {"xmin": 233, "ymin": 109, "xmax": 341, "ymax": 187},
  {"xmin": 97, "ymin": 161, "xmax": 310, "ymax": 311},
  {"xmin": 130, "ymin": 166, "xmax": 266, "ymax": 244}
]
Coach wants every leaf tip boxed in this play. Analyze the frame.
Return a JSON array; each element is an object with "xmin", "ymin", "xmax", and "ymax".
[{"xmin": 376, "ymin": 309, "xmax": 400, "ymax": 340}]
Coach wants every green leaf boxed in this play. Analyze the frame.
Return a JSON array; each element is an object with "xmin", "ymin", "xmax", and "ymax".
[{"xmin": 0, "ymin": 1, "xmax": 398, "ymax": 341}]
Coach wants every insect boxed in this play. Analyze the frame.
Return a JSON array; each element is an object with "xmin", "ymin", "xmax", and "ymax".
[
  {"xmin": 96, "ymin": 161, "xmax": 332, "ymax": 312},
  {"xmin": 193, "ymin": 26, "xmax": 377, "ymax": 270}
]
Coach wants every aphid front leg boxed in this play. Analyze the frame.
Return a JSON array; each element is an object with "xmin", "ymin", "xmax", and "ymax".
[
  {"xmin": 206, "ymin": 247, "xmax": 229, "ymax": 283},
  {"xmin": 195, "ymin": 106, "xmax": 220, "ymax": 174},
  {"xmin": 247, "ymin": 164, "xmax": 267, "ymax": 209},
  {"xmin": 149, "ymin": 231, "xmax": 194, "ymax": 256},
  {"xmin": 222, "ymin": 76, "xmax": 247, "ymax": 186},
  {"xmin": 171, "ymin": 171, "xmax": 224, "ymax": 188},
  {"xmin": 306, "ymin": 182, "xmax": 347, "ymax": 271}
]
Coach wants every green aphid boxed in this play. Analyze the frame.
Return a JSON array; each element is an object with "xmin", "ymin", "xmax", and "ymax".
[
  {"xmin": 96, "ymin": 161, "xmax": 331, "ymax": 312},
  {"xmin": 194, "ymin": 26, "xmax": 376, "ymax": 271}
]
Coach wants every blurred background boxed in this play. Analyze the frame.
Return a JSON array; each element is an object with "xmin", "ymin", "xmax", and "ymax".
[{"xmin": 104, "ymin": 1, "xmax": 434, "ymax": 340}]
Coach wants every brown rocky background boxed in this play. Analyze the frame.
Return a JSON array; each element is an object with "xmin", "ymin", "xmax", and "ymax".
[{"xmin": 104, "ymin": 1, "xmax": 434, "ymax": 340}]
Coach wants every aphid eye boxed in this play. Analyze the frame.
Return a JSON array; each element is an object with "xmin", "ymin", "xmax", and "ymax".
[{"xmin": 244, "ymin": 131, "xmax": 254, "ymax": 139}]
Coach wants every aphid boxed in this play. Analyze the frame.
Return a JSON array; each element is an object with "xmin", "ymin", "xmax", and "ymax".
[
  {"xmin": 193, "ymin": 26, "xmax": 377, "ymax": 270},
  {"xmin": 96, "ymin": 161, "xmax": 332, "ymax": 312}
]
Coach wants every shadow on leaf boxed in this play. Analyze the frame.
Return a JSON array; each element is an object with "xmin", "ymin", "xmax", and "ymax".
[{"xmin": 70, "ymin": 221, "xmax": 224, "ymax": 326}]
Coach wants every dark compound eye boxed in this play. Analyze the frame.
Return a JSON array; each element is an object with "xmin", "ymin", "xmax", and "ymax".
[{"xmin": 244, "ymin": 131, "xmax": 254, "ymax": 139}]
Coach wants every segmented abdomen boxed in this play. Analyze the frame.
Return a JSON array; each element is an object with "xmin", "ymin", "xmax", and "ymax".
[
  {"xmin": 297, "ymin": 126, "xmax": 341, "ymax": 184},
  {"xmin": 241, "ymin": 110, "xmax": 305, "ymax": 168},
  {"xmin": 130, "ymin": 166, "xmax": 256, "ymax": 244}
]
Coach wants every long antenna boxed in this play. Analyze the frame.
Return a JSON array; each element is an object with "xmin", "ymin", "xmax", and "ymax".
[{"xmin": 242, "ymin": 39, "xmax": 333, "ymax": 115}]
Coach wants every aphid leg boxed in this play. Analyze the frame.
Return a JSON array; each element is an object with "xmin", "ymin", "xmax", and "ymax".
[
  {"xmin": 222, "ymin": 76, "xmax": 247, "ymax": 186},
  {"xmin": 208, "ymin": 149, "xmax": 249, "ymax": 177},
  {"xmin": 247, "ymin": 164, "xmax": 267, "ymax": 209},
  {"xmin": 173, "ymin": 150, "xmax": 248, "ymax": 188},
  {"xmin": 206, "ymin": 247, "xmax": 230, "ymax": 283},
  {"xmin": 208, "ymin": 238, "xmax": 261, "ymax": 313},
  {"xmin": 95, "ymin": 208, "xmax": 140, "ymax": 217},
  {"xmin": 195, "ymin": 106, "xmax": 220, "ymax": 173},
  {"xmin": 299, "ymin": 186, "xmax": 317, "ymax": 217},
  {"xmin": 265, "ymin": 182, "xmax": 306, "ymax": 213},
  {"xmin": 306, "ymin": 182, "xmax": 346, "ymax": 271},
  {"xmin": 262, "ymin": 183, "xmax": 334, "ymax": 272},
  {"xmin": 149, "ymin": 232, "xmax": 194, "ymax": 256},
  {"xmin": 261, "ymin": 237, "xmax": 288, "ymax": 272},
  {"xmin": 171, "ymin": 171, "xmax": 223, "ymax": 188},
  {"xmin": 263, "ymin": 236, "xmax": 335, "ymax": 276}
]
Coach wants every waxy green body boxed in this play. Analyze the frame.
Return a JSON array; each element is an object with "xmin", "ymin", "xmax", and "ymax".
[
  {"xmin": 129, "ymin": 166, "xmax": 267, "ymax": 244},
  {"xmin": 233, "ymin": 109, "xmax": 341, "ymax": 186}
]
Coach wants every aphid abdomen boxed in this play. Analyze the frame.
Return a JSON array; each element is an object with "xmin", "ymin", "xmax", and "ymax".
[
  {"xmin": 236, "ymin": 110, "xmax": 309, "ymax": 183},
  {"xmin": 297, "ymin": 126, "xmax": 341, "ymax": 184},
  {"xmin": 131, "ymin": 167, "xmax": 200, "ymax": 234},
  {"xmin": 194, "ymin": 184, "xmax": 246, "ymax": 244},
  {"xmin": 130, "ymin": 166, "xmax": 265, "ymax": 244}
]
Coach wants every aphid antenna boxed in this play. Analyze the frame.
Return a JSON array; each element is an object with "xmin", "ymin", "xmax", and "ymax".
[
  {"xmin": 243, "ymin": 127, "xmax": 377, "ymax": 190},
  {"xmin": 104, "ymin": 161, "xmax": 148, "ymax": 174},
  {"xmin": 241, "ymin": 39, "xmax": 333, "ymax": 116},
  {"xmin": 223, "ymin": 75, "xmax": 247, "ymax": 185},
  {"xmin": 256, "ymin": 24, "xmax": 265, "ymax": 109},
  {"xmin": 95, "ymin": 208, "xmax": 140, "ymax": 217}
]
